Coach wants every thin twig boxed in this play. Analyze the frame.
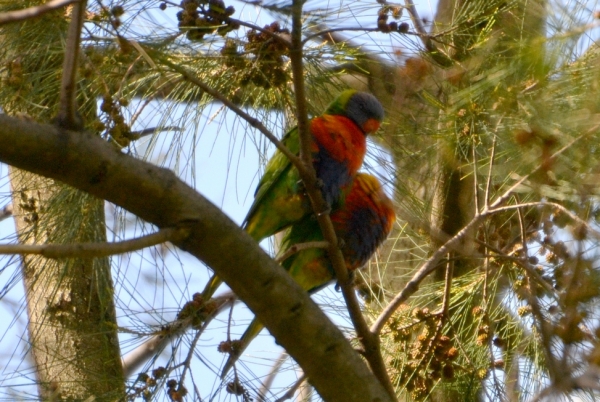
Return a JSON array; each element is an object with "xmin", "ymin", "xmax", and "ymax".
[
  {"xmin": 487, "ymin": 131, "xmax": 588, "ymax": 211},
  {"xmin": 516, "ymin": 205, "xmax": 561, "ymax": 384},
  {"xmin": 303, "ymin": 26, "xmax": 424, "ymax": 44},
  {"xmin": 122, "ymin": 292, "xmax": 236, "ymax": 376},
  {"xmin": 481, "ymin": 229, "xmax": 504, "ymax": 399},
  {"xmin": 485, "ymin": 134, "xmax": 497, "ymax": 209},
  {"xmin": 483, "ymin": 200, "xmax": 600, "ymax": 241},
  {"xmin": 0, "ymin": 0, "xmax": 79, "ymax": 25},
  {"xmin": 258, "ymin": 353, "xmax": 288, "ymax": 402},
  {"xmin": 128, "ymin": 126, "xmax": 182, "ymax": 140},
  {"xmin": 275, "ymin": 241, "xmax": 329, "ymax": 263},
  {"xmin": 290, "ymin": 0, "xmax": 311, "ymax": 172},
  {"xmin": 311, "ymin": 22, "xmax": 456, "ymax": 48},
  {"xmin": 472, "ymin": 136, "xmax": 480, "ymax": 214},
  {"xmin": 115, "ymin": 54, "xmax": 145, "ymax": 105},
  {"xmin": 472, "ymin": 238, "xmax": 556, "ymax": 298},
  {"xmin": 495, "ymin": 201, "xmax": 600, "ymax": 242},
  {"xmin": 374, "ymin": 124, "xmax": 585, "ymax": 334},
  {"xmin": 274, "ymin": 374, "xmax": 307, "ymax": 402},
  {"xmin": 371, "ymin": 213, "xmax": 484, "ymax": 335},
  {"xmin": 154, "ymin": 55, "xmax": 307, "ymax": 177},
  {"xmin": 56, "ymin": 0, "xmax": 87, "ymax": 129},
  {"xmin": 403, "ymin": 0, "xmax": 434, "ymax": 50},
  {"xmin": 0, "ymin": 227, "xmax": 188, "ymax": 259},
  {"xmin": 129, "ymin": 97, "xmax": 154, "ymax": 127},
  {"xmin": 440, "ymin": 260, "xmax": 453, "ymax": 318},
  {"xmin": 179, "ymin": 327, "xmax": 204, "ymax": 387},
  {"xmin": 226, "ymin": 16, "xmax": 291, "ymax": 47},
  {"xmin": 226, "ymin": 300, "xmax": 243, "ymax": 386}
]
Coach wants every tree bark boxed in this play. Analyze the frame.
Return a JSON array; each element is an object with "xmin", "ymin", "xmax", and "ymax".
[
  {"xmin": 1, "ymin": 2, "xmax": 125, "ymax": 398},
  {"xmin": 10, "ymin": 172, "xmax": 124, "ymax": 399}
]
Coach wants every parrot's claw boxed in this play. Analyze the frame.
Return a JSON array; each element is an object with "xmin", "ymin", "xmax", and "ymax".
[
  {"xmin": 335, "ymin": 270, "xmax": 355, "ymax": 292},
  {"xmin": 316, "ymin": 206, "xmax": 331, "ymax": 217},
  {"xmin": 296, "ymin": 179, "xmax": 306, "ymax": 193}
]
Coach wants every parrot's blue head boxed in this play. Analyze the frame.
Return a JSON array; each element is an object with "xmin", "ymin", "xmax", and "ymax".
[{"xmin": 326, "ymin": 90, "xmax": 384, "ymax": 135}]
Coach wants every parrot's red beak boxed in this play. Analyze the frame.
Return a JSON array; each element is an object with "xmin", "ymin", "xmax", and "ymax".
[{"xmin": 362, "ymin": 118, "xmax": 381, "ymax": 134}]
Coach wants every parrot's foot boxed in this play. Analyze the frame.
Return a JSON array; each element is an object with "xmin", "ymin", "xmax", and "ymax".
[{"xmin": 297, "ymin": 178, "xmax": 324, "ymax": 192}]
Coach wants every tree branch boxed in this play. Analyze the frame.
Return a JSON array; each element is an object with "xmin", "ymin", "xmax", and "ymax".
[
  {"xmin": 403, "ymin": 0, "xmax": 431, "ymax": 49},
  {"xmin": 0, "ymin": 0, "xmax": 79, "ymax": 25},
  {"xmin": 371, "ymin": 212, "xmax": 485, "ymax": 335},
  {"xmin": 0, "ymin": 227, "xmax": 185, "ymax": 259},
  {"xmin": 371, "ymin": 130, "xmax": 587, "ymax": 335},
  {"xmin": 258, "ymin": 352, "xmax": 288, "ymax": 401},
  {"xmin": 289, "ymin": 1, "xmax": 397, "ymax": 399},
  {"xmin": 0, "ymin": 115, "xmax": 393, "ymax": 402},
  {"xmin": 0, "ymin": 204, "xmax": 12, "ymax": 222},
  {"xmin": 274, "ymin": 374, "xmax": 307, "ymax": 402},
  {"xmin": 56, "ymin": 0, "xmax": 86, "ymax": 129}
]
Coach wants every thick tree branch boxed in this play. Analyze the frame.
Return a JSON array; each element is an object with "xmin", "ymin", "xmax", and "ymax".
[{"xmin": 0, "ymin": 115, "xmax": 393, "ymax": 402}]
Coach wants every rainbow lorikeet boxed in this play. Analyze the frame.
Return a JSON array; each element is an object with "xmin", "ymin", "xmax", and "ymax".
[
  {"xmin": 202, "ymin": 90, "xmax": 384, "ymax": 299},
  {"xmin": 220, "ymin": 172, "xmax": 396, "ymax": 377}
]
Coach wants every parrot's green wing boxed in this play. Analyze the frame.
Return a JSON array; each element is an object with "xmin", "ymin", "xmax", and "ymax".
[
  {"xmin": 243, "ymin": 126, "xmax": 309, "ymax": 241},
  {"xmin": 201, "ymin": 128, "xmax": 302, "ymax": 300},
  {"xmin": 244, "ymin": 126, "xmax": 300, "ymax": 225}
]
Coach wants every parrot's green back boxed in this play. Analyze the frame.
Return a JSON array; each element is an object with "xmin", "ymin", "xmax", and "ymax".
[{"xmin": 243, "ymin": 126, "xmax": 308, "ymax": 241}]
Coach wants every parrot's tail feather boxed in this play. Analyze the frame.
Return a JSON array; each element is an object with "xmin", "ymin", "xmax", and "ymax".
[
  {"xmin": 221, "ymin": 318, "xmax": 265, "ymax": 378},
  {"xmin": 201, "ymin": 274, "xmax": 223, "ymax": 301}
]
